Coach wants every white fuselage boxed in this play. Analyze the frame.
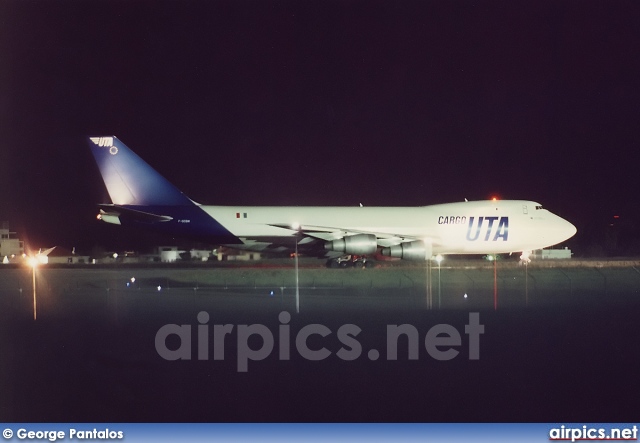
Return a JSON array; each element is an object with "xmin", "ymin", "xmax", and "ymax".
[{"xmin": 201, "ymin": 200, "xmax": 576, "ymax": 255}]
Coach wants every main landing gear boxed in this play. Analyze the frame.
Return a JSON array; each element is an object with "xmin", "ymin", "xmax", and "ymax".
[{"xmin": 326, "ymin": 254, "xmax": 374, "ymax": 269}]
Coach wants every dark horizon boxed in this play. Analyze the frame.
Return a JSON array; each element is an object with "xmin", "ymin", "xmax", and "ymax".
[{"xmin": 2, "ymin": 1, "xmax": 639, "ymax": 254}]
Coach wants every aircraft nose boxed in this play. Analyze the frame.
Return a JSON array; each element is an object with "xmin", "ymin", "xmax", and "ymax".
[{"xmin": 558, "ymin": 217, "xmax": 577, "ymax": 242}]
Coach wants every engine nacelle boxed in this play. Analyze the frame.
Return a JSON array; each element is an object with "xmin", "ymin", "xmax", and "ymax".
[
  {"xmin": 324, "ymin": 234, "xmax": 378, "ymax": 255},
  {"xmin": 380, "ymin": 240, "xmax": 432, "ymax": 261}
]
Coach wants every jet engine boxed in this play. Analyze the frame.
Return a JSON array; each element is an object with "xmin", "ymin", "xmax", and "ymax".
[
  {"xmin": 380, "ymin": 240, "xmax": 432, "ymax": 261},
  {"xmin": 324, "ymin": 234, "xmax": 377, "ymax": 255}
]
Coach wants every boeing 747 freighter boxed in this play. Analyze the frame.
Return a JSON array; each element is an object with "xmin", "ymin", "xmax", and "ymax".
[{"xmin": 89, "ymin": 136, "xmax": 576, "ymax": 261}]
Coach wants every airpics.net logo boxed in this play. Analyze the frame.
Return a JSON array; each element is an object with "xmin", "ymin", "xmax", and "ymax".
[
  {"xmin": 155, "ymin": 312, "xmax": 485, "ymax": 372},
  {"xmin": 549, "ymin": 425, "xmax": 638, "ymax": 442}
]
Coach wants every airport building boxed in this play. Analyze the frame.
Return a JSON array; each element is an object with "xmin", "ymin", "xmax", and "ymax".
[
  {"xmin": 46, "ymin": 247, "xmax": 91, "ymax": 264},
  {"xmin": 0, "ymin": 222, "xmax": 24, "ymax": 258},
  {"xmin": 534, "ymin": 247, "xmax": 573, "ymax": 259}
]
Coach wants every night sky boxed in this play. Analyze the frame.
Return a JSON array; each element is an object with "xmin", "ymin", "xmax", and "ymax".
[{"xmin": 1, "ymin": 1, "xmax": 640, "ymax": 252}]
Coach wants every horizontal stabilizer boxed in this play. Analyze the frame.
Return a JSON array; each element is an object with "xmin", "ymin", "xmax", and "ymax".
[{"xmin": 99, "ymin": 204, "xmax": 173, "ymax": 223}]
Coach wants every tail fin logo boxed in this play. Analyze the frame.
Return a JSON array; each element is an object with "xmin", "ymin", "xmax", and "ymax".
[
  {"xmin": 90, "ymin": 137, "xmax": 114, "ymax": 147},
  {"xmin": 89, "ymin": 137, "xmax": 118, "ymax": 155}
]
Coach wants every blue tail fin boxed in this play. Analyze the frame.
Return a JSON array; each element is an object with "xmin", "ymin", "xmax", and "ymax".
[{"xmin": 88, "ymin": 136, "xmax": 193, "ymax": 206}]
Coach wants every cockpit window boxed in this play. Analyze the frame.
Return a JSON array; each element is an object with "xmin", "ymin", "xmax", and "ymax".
[{"xmin": 535, "ymin": 205, "xmax": 543, "ymax": 210}]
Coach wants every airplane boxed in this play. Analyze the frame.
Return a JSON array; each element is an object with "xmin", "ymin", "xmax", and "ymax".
[{"xmin": 88, "ymin": 136, "xmax": 577, "ymax": 262}]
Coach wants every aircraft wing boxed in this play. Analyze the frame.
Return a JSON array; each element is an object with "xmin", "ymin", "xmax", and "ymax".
[{"xmin": 267, "ymin": 223, "xmax": 439, "ymax": 248}]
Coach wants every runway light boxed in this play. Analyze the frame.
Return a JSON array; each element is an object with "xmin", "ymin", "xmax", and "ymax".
[
  {"xmin": 157, "ymin": 286, "xmax": 162, "ymax": 291},
  {"xmin": 130, "ymin": 277, "xmax": 136, "ymax": 283},
  {"xmin": 435, "ymin": 254, "xmax": 443, "ymax": 264},
  {"xmin": 464, "ymin": 293, "xmax": 468, "ymax": 299}
]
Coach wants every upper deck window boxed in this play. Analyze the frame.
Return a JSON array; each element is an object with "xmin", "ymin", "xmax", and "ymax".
[{"xmin": 535, "ymin": 205, "xmax": 543, "ymax": 210}]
